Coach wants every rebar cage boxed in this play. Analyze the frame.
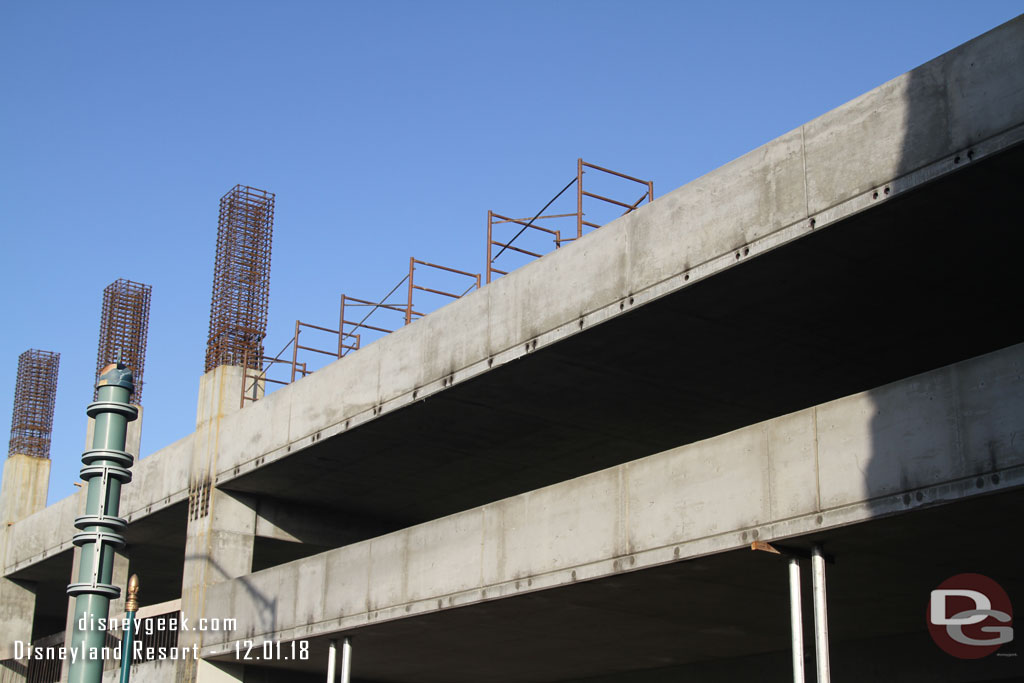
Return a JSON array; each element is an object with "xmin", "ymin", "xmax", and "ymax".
[
  {"xmin": 205, "ymin": 185, "xmax": 275, "ymax": 373},
  {"xmin": 95, "ymin": 278, "xmax": 151, "ymax": 403},
  {"xmin": 8, "ymin": 349, "xmax": 60, "ymax": 458}
]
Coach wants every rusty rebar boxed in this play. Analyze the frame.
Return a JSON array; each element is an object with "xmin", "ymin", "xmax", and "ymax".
[
  {"xmin": 94, "ymin": 279, "xmax": 151, "ymax": 403},
  {"xmin": 8, "ymin": 349, "xmax": 60, "ymax": 458},
  {"xmin": 205, "ymin": 185, "xmax": 275, "ymax": 372}
]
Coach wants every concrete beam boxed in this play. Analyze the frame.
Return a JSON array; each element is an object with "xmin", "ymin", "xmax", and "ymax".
[
  {"xmin": 1, "ymin": 429, "xmax": 191, "ymax": 577},
  {"xmin": 199, "ymin": 341, "xmax": 1024, "ymax": 651}
]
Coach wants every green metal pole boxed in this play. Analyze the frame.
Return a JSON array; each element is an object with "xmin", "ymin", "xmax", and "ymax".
[
  {"xmin": 67, "ymin": 363, "xmax": 137, "ymax": 683},
  {"xmin": 119, "ymin": 574, "xmax": 139, "ymax": 683}
]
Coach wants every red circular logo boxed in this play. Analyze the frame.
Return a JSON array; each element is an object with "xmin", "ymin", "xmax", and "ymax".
[{"xmin": 927, "ymin": 573, "xmax": 1013, "ymax": 659}]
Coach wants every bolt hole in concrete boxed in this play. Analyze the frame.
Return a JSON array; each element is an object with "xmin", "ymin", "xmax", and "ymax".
[
  {"xmin": 810, "ymin": 218, "xmax": 816, "ymax": 228},
  {"xmin": 743, "ymin": 247, "xmax": 749, "ymax": 256},
  {"xmin": 968, "ymin": 149, "xmax": 975, "ymax": 159},
  {"xmin": 873, "ymin": 191, "xmax": 879, "ymax": 199},
  {"xmin": 954, "ymin": 155, "xmax": 961, "ymax": 163},
  {"xmin": 884, "ymin": 186, "xmax": 891, "ymax": 195}
]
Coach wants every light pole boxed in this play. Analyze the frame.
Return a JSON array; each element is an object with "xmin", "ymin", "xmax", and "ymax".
[{"xmin": 67, "ymin": 363, "xmax": 137, "ymax": 683}]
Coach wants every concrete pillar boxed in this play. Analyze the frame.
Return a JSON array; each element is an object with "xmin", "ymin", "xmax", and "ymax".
[
  {"xmin": 0, "ymin": 454, "xmax": 51, "ymax": 525},
  {"xmin": 178, "ymin": 488, "xmax": 256, "ymax": 682},
  {"xmin": 196, "ymin": 365, "xmax": 250, "ymax": 429},
  {"xmin": 0, "ymin": 577, "xmax": 36, "ymax": 669},
  {"xmin": 176, "ymin": 365, "xmax": 257, "ymax": 682},
  {"xmin": 0, "ymin": 453, "xmax": 48, "ymax": 682}
]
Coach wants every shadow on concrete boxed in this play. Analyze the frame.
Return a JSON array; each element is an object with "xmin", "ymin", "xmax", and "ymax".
[{"xmin": 855, "ymin": 24, "xmax": 1024, "ymax": 679}]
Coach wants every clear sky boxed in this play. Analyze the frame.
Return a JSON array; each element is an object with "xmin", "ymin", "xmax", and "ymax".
[{"xmin": 2, "ymin": 1, "xmax": 1021, "ymax": 505}]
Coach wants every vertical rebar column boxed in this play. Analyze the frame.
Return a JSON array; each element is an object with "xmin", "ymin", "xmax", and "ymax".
[
  {"xmin": 8, "ymin": 349, "xmax": 60, "ymax": 458},
  {"xmin": 67, "ymin": 363, "xmax": 137, "ymax": 683},
  {"xmin": 95, "ymin": 279, "xmax": 151, "ymax": 403},
  {"xmin": 205, "ymin": 185, "xmax": 274, "ymax": 372},
  {"xmin": 789, "ymin": 558, "xmax": 806, "ymax": 683}
]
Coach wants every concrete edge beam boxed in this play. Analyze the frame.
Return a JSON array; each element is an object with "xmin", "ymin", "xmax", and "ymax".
[{"xmin": 199, "ymin": 341, "xmax": 1024, "ymax": 651}]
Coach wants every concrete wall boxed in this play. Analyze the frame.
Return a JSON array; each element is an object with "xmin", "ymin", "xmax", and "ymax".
[{"xmin": 199, "ymin": 341, "xmax": 1024, "ymax": 651}]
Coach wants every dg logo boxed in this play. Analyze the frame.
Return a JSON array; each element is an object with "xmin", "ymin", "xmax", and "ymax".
[{"xmin": 928, "ymin": 573, "xmax": 1014, "ymax": 659}]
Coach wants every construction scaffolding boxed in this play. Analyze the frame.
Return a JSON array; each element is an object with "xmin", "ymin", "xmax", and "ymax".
[
  {"xmin": 8, "ymin": 349, "xmax": 60, "ymax": 458},
  {"xmin": 94, "ymin": 278, "xmax": 152, "ymax": 403},
  {"xmin": 205, "ymin": 185, "xmax": 275, "ymax": 373},
  {"xmin": 486, "ymin": 158, "xmax": 653, "ymax": 283}
]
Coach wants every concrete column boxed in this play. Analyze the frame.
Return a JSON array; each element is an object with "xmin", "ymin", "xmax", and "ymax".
[
  {"xmin": 0, "ymin": 576, "xmax": 36, "ymax": 668},
  {"xmin": 177, "ymin": 487, "xmax": 256, "ymax": 683},
  {"xmin": 0, "ymin": 454, "xmax": 51, "ymax": 525},
  {"xmin": 196, "ymin": 366, "xmax": 249, "ymax": 430},
  {"xmin": 177, "ymin": 365, "xmax": 257, "ymax": 682}
]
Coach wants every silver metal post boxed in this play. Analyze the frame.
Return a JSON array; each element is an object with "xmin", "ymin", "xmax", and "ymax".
[
  {"xmin": 811, "ymin": 546, "xmax": 831, "ymax": 683},
  {"xmin": 326, "ymin": 639, "xmax": 337, "ymax": 683},
  {"xmin": 340, "ymin": 637, "xmax": 353, "ymax": 683},
  {"xmin": 789, "ymin": 558, "xmax": 805, "ymax": 683}
]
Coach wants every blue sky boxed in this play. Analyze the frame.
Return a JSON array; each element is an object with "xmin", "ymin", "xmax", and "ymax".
[{"xmin": 2, "ymin": 1, "xmax": 1021, "ymax": 505}]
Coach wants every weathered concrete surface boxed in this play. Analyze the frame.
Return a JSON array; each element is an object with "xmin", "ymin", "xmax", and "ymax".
[
  {"xmin": 200, "ymin": 341, "xmax": 1024, "ymax": 651},
  {"xmin": 0, "ymin": 577, "xmax": 35, "ymax": 661},
  {"xmin": 196, "ymin": 365, "xmax": 247, "ymax": 430},
  {"xmin": 0, "ymin": 455, "xmax": 50, "ymax": 526}
]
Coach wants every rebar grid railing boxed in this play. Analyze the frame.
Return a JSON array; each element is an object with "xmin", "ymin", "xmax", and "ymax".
[
  {"xmin": 8, "ymin": 349, "xmax": 60, "ymax": 458},
  {"xmin": 95, "ymin": 278, "xmax": 151, "ymax": 403},
  {"xmin": 486, "ymin": 158, "xmax": 653, "ymax": 283},
  {"xmin": 205, "ymin": 185, "xmax": 275, "ymax": 373}
]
